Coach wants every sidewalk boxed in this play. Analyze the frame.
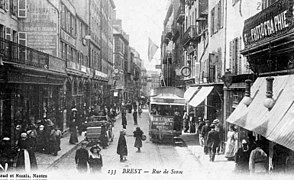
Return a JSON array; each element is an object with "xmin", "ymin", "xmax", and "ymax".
[
  {"xmin": 180, "ymin": 133, "xmax": 235, "ymax": 174},
  {"xmin": 35, "ymin": 132, "xmax": 85, "ymax": 170}
]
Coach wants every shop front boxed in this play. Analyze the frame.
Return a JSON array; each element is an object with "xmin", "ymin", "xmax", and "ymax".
[
  {"xmin": 226, "ymin": 0, "xmax": 294, "ymax": 173},
  {"xmin": 0, "ymin": 65, "xmax": 66, "ymax": 148}
]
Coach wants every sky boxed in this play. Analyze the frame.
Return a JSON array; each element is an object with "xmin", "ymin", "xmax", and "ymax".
[{"xmin": 113, "ymin": 0, "xmax": 168, "ymax": 71}]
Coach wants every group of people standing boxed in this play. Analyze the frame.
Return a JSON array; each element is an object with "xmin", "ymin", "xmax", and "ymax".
[
  {"xmin": 75, "ymin": 142, "xmax": 103, "ymax": 173},
  {"xmin": 117, "ymin": 127, "xmax": 145, "ymax": 162},
  {"xmin": 120, "ymin": 101, "xmax": 142, "ymax": 129},
  {"xmin": 0, "ymin": 117, "xmax": 63, "ymax": 172}
]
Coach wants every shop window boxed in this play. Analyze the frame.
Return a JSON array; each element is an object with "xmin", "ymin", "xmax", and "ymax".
[{"xmin": 18, "ymin": 0, "xmax": 27, "ymax": 18}]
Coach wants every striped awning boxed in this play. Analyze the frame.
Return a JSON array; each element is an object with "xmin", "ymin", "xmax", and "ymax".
[
  {"xmin": 188, "ymin": 86, "xmax": 214, "ymax": 107},
  {"xmin": 226, "ymin": 74, "xmax": 294, "ymax": 151},
  {"xmin": 184, "ymin": 86, "xmax": 199, "ymax": 102}
]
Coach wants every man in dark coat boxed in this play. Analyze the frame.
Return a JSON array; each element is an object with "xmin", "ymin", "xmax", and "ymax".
[
  {"xmin": 133, "ymin": 109, "xmax": 138, "ymax": 125},
  {"xmin": 121, "ymin": 107, "xmax": 127, "ymax": 129},
  {"xmin": 117, "ymin": 130, "xmax": 128, "ymax": 162},
  {"xmin": 207, "ymin": 124, "xmax": 220, "ymax": 162},
  {"xmin": 201, "ymin": 120, "xmax": 211, "ymax": 154},
  {"xmin": 75, "ymin": 141, "xmax": 89, "ymax": 173}
]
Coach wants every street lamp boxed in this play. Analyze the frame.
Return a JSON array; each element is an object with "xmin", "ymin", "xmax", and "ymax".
[
  {"xmin": 264, "ymin": 77, "xmax": 275, "ymax": 110},
  {"xmin": 243, "ymin": 79, "xmax": 252, "ymax": 106},
  {"xmin": 263, "ymin": 44, "xmax": 275, "ymax": 110}
]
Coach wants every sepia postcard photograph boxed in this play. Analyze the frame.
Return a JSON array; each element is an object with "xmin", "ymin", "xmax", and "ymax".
[{"xmin": 1, "ymin": 0, "xmax": 294, "ymax": 180}]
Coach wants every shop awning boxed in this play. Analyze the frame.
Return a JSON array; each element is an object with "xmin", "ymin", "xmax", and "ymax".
[
  {"xmin": 188, "ymin": 86, "xmax": 214, "ymax": 107},
  {"xmin": 226, "ymin": 75, "xmax": 294, "ymax": 151},
  {"xmin": 184, "ymin": 86, "xmax": 199, "ymax": 102}
]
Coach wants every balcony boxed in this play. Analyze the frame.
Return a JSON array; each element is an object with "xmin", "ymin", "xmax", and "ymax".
[
  {"xmin": 176, "ymin": 6, "xmax": 185, "ymax": 24},
  {"xmin": 182, "ymin": 25, "xmax": 199, "ymax": 47},
  {"xmin": 0, "ymin": 37, "xmax": 49, "ymax": 69}
]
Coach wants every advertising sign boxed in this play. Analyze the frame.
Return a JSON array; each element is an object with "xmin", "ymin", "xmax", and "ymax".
[
  {"xmin": 243, "ymin": 0, "xmax": 293, "ymax": 47},
  {"xmin": 151, "ymin": 116, "xmax": 174, "ymax": 131},
  {"xmin": 22, "ymin": 0, "xmax": 58, "ymax": 56}
]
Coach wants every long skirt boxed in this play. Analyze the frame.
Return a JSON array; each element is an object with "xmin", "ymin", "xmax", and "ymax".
[
  {"xmin": 134, "ymin": 138, "xmax": 142, "ymax": 148},
  {"xmin": 69, "ymin": 127, "xmax": 78, "ymax": 144},
  {"xmin": 225, "ymin": 139, "xmax": 236, "ymax": 158}
]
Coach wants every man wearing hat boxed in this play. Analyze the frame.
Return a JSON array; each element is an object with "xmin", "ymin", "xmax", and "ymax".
[
  {"xmin": 201, "ymin": 120, "xmax": 211, "ymax": 154},
  {"xmin": 235, "ymin": 139, "xmax": 251, "ymax": 173},
  {"xmin": 206, "ymin": 124, "xmax": 220, "ymax": 162},
  {"xmin": 75, "ymin": 141, "xmax": 89, "ymax": 173}
]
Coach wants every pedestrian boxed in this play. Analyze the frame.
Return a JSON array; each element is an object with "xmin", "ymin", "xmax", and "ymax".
[
  {"xmin": 183, "ymin": 112, "xmax": 189, "ymax": 133},
  {"xmin": 235, "ymin": 139, "xmax": 251, "ymax": 173},
  {"xmin": 189, "ymin": 111, "xmax": 196, "ymax": 133},
  {"xmin": 117, "ymin": 130, "xmax": 128, "ymax": 162},
  {"xmin": 16, "ymin": 133, "xmax": 38, "ymax": 171},
  {"xmin": 88, "ymin": 145, "xmax": 103, "ymax": 173},
  {"xmin": 249, "ymin": 140, "xmax": 268, "ymax": 174},
  {"xmin": 206, "ymin": 124, "xmax": 220, "ymax": 162},
  {"xmin": 36, "ymin": 125, "xmax": 46, "ymax": 153},
  {"xmin": 0, "ymin": 137, "xmax": 16, "ymax": 172},
  {"xmin": 173, "ymin": 110, "xmax": 182, "ymax": 131},
  {"xmin": 197, "ymin": 117, "xmax": 205, "ymax": 146},
  {"xmin": 69, "ymin": 108, "xmax": 79, "ymax": 144},
  {"xmin": 48, "ymin": 125, "xmax": 59, "ymax": 156},
  {"xmin": 133, "ymin": 127, "xmax": 143, "ymax": 152},
  {"xmin": 55, "ymin": 126, "xmax": 62, "ymax": 154},
  {"xmin": 75, "ymin": 141, "xmax": 89, "ymax": 173},
  {"xmin": 213, "ymin": 119, "xmax": 223, "ymax": 154},
  {"xmin": 138, "ymin": 106, "xmax": 142, "ymax": 118},
  {"xmin": 122, "ymin": 110, "xmax": 127, "ymax": 129},
  {"xmin": 225, "ymin": 125, "xmax": 238, "ymax": 160},
  {"xmin": 133, "ymin": 109, "xmax": 138, "ymax": 125},
  {"xmin": 99, "ymin": 124, "xmax": 108, "ymax": 149},
  {"xmin": 201, "ymin": 120, "xmax": 211, "ymax": 154}
]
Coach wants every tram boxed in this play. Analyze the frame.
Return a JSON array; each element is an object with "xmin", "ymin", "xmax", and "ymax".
[{"xmin": 148, "ymin": 87, "xmax": 185, "ymax": 143}]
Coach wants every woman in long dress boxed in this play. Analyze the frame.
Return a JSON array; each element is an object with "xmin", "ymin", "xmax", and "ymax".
[
  {"xmin": 89, "ymin": 145, "xmax": 103, "ymax": 173},
  {"xmin": 117, "ymin": 130, "xmax": 128, "ymax": 162},
  {"xmin": 225, "ymin": 125, "xmax": 238, "ymax": 160},
  {"xmin": 133, "ymin": 127, "xmax": 143, "ymax": 152}
]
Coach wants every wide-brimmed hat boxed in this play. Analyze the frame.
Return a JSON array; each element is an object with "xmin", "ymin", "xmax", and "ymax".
[
  {"xmin": 72, "ymin": 108, "xmax": 77, "ymax": 112},
  {"xmin": 90, "ymin": 145, "xmax": 101, "ymax": 153}
]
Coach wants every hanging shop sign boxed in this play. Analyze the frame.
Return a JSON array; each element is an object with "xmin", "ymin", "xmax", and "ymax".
[{"xmin": 243, "ymin": 0, "xmax": 294, "ymax": 47}]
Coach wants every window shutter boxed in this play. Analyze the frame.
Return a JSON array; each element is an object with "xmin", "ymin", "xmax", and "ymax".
[
  {"xmin": 6, "ymin": 27, "xmax": 11, "ymax": 41},
  {"xmin": 238, "ymin": 37, "xmax": 242, "ymax": 74},
  {"xmin": 210, "ymin": 8, "xmax": 214, "ymax": 35},
  {"xmin": 220, "ymin": 0, "xmax": 224, "ymax": 29},
  {"xmin": 4, "ymin": 0, "xmax": 9, "ymax": 11},
  {"xmin": 18, "ymin": 32, "xmax": 26, "ymax": 46},
  {"xmin": 18, "ymin": 0, "xmax": 27, "ymax": 18},
  {"xmin": 229, "ymin": 40, "xmax": 233, "ymax": 73}
]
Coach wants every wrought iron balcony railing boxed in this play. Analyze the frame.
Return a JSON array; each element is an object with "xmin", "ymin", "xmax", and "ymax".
[
  {"xmin": 182, "ymin": 25, "xmax": 199, "ymax": 46},
  {"xmin": 0, "ymin": 37, "xmax": 49, "ymax": 69}
]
